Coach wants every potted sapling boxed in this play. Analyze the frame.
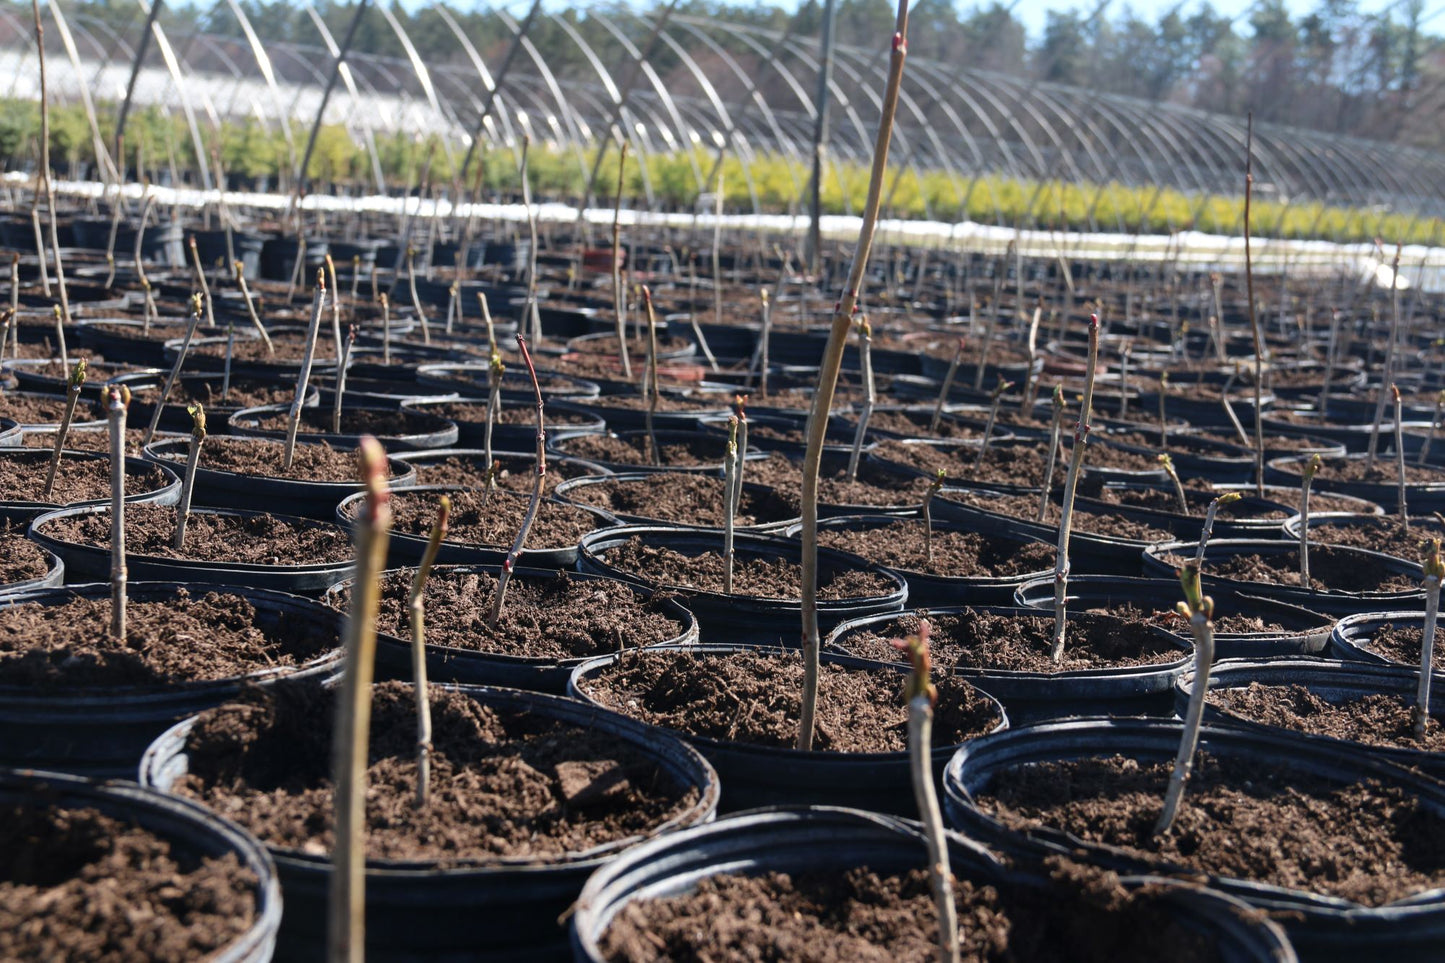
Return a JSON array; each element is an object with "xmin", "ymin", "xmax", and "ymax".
[
  {"xmin": 610, "ymin": 143, "xmax": 632, "ymax": 380},
  {"xmin": 891, "ymin": 620, "xmax": 960, "ymax": 963},
  {"xmin": 172, "ymin": 403, "xmax": 206, "ymax": 550},
  {"xmin": 488, "ymin": 335, "xmax": 546, "ymax": 627},
  {"xmin": 929, "ymin": 337, "xmax": 966, "ymax": 433},
  {"xmin": 922, "ymin": 469, "xmax": 945, "ymax": 565},
  {"xmin": 331, "ymin": 326, "xmax": 357, "ymax": 435},
  {"xmin": 233, "ymin": 260, "xmax": 276, "ymax": 356},
  {"xmin": 1049, "ymin": 315, "xmax": 1101, "ymax": 663},
  {"xmin": 640, "ymin": 286, "xmax": 662, "ymax": 467},
  {"xmin": 1415, "ymin": 539, "xmax": 1444, "ymax": 738},
  {"xmin": 1298, "ymin": 454, "xmax": 1322, "ymax": 587},
  {"xmin": 1158, "ymin": 453, "xmax": 1188, "ymax": 515},
  {"xmin": 42, "ymin": 358, "xmax": 86, "ymax": 498},
  {"xmin": 284, "ymin": 272, "xmax": 328, "ymax": 472},
  {"xmin": 106, "ymin": 384, "xmax": 131, "ymax": 639},
  {"xmin": 1194, "ymin": 491, "xmax": 1242, "ymax": 565},
  {"xmin": 142, "ymin": 295, "xmax": 204, "ymax": 447},
  {"xmin": 1037, "ymin": 384, "xmax": 1065, "ymax": 523},
  {"xmin": 328, "ymin": 435, "xmax": 392, "ymax": 962},
  {"xmin": 1392, "ymin": 384, "xmax": 1408, "ymax": 526},
  {"xmin": 409, "ymin": 495, "xmax": 450, "ymax": 807},
  {"xmin": 971, "ymin": 378, "xmax": 1014, "ymax": 472},
  {"xmin": 846, "ymin": 316, "xmax": 875, "ymax": 481},
  {"xmin": 723, "ymin": 417, "xmax": 739, "ymax": 595},
  {"xmin": 1153, "ymin": 561, "xmax": 1216, "ymax": 835},
  {"xmin": 732, "ymin": 396, "xmax": 748, "ymax": 513}
]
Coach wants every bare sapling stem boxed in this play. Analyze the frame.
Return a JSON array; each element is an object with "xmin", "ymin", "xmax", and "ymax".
[
  {"xmin": 798, "ymin": 0, "xmax": 910, "ymax": 752},
  {"xmin": 333, "ymin": 326, "xmax": 356, "ymax": 434},
  {"xmin": 174, "ymin": 403, "xmax": 206, "ymax": 550},
  {"xmin": 889, "ymin": 622, "xmax": 960, "ymax": 963},
  {"xmin": 972, "ymin": 379, "xmax": 1013, "ymax": 470},
  {"xmin": 143, "ymin": 296, "xmax": 204, "ymax": 447},
  {"xmin": 1194, "ymin": 492, "xmax": 1242, "ymax": 566},
  {"xmin": 1208, "ymin": 272, "xmax": 1225, "ymax": 363},
  {"xmin": 53, "ymin": 306, "xmax": 67, "ymax": 373},
  {"xmin": 1241, "ymin": 115, "xmax": 1265, "ymax": 497},
  {"xmin": 1154, "ymin": 561, "xmax": 1214, "ymax": 836},
  {"xmin": 1415, "ymin": 540, "xmax": 1443, "ymax": 738},
  {"xmin": 33, "ymin": 0, "xmax": 71, "ymax": 328},
  {"xmin": 1393, "ymin": 384, "xmax": 1408, "ymax": 527},
  {"xmin": 1367, "ymin": 244, "xmax": 1405, "ymax": 469},
  {"xmin": 104, "ymin": 175, "xmax": 123, "ymax": 290},
  {"xmin": 611, "ymin": 142, "xmax": 632, "ymax": 379},
  {"xmin": 723, "ymin": 416, "xmax": 739, "ymax": 595},
  {"xmin": 1020, "ymin": 304, "xmax": 1043, "ymax": 412},
  {"xmin": 233, "ymin": 261, "xmax": 275, "ymax": 356},
  {"xmin": 1317, "ymin": 308, "xmax": 1341, "ymax": 413},
  {"xmin": 406, "ymin": 247, "xmax": 430, "ymax": 345},
  {"xmin": 488, "ymin": 335, "xmax": 545, "ymax": 626},
  {"xmin": 733, "ymin": 395, "xmax": 748, "ymax": 513},
  {"xmin": 327, "ymin": 255, "xmax": 344, "ymax": 395},
  {"xmin": 483, "ymin": 299, "xmax": 503, "ymax": 491},
  {"xmin": 43, "ymin": 358, "xmax": 86, "ymax": 497},
  {"xmin": 1419, "ymin": 391, "xmax": 1445, "ymax": 465},
  {"xmin": 380, "ymin": 293, "xmax": 391, "ymax": 367},
  {"xmin": 284, "ymin": 273, "xmax": 328, "ymax": 472},
  {"xmin": 327, "ymin": 436, "xmax": 392, "ymax": 963},
  {"xmin": 106, "ymin": 385, "xmax": 130, "ymax": 640},
  {"xmin": 754, "ymin": 288, "xmax": 773, "ymax": 395},
  {"xmin": 519, "ymin": 136, "xmax": 542, "ymax": 343},
  {"xmin": 1299, "ymin": 454, "xmax": 1322, "ymax": 587},
  {"xmin": 1158, "ymin": 454, "xmax": 1188, "ymax": 514},
  {"xmin": 444, "ymin": 282, "xmax": 457, "ymax": 336},
  {"xmin": 641, "ymin": 287, "xmax": 662, "ymax": 467},
  {"xmin": 1050, "ymin": 314, "xmax": 1101, "ymax": 664},
  {"xmin": 1038, "ymin": 385, "xmax": 1065, "ymax": 523},
  {"xmin": 846, "ymin": 317, "xmax": 876, "ymax": 481},
  {"xmin": 188, "ymin": 237, "xmax": 216, "ymax": 327},
  {"xmin": 1117, "ymin": 338, "xmax": 1134, "ymax": 420},
  {"xmin": 1158, "ymin": 372, "xmax": 1169, "ymax": 451},
  {"xmin": 923, "ymin": 469, "xmax": 945, "ymax": 566},
  {"xmin": 8, "ymin": 253, "xmax": 20, "ymax": 357},
  {"xmin": 1218, "ymin": 365, "xmax": 1250, "ymax": 446},
  {"xmin": 930, "ymin": 338, "xmax": 965, "ymax": 434},
  {"xmin": 409, "ymin": 494, "xmax": 450, "ymax": 808}
]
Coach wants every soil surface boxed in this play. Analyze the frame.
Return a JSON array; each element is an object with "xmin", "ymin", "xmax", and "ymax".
[
  {"xmin": 1359, "ymin": 622, "xmax": 1427, "ymax": 665},
  {"xmin": 865, "ymin": 407, "xmax": 987, "ymax": 441},
  {"xmin": 408, "ymin": 399, "xmax": 598, "ymax": 427},
  {"xmin": 577, "ymin": 648, "xmax": 1001, "ymax": 752},
  {"xmin": 1208, "ymin": 682, "xmax": 1445, "ymax": 751},
  {"xmin": 837, "ymin": 610, "xmax": 1184, "ymax": 672},
  {"xmin": 1304, "ymin": 516, "xmax": 1445, "ymax": 554},
  {"xmin": 133, "ymin": 378, "xmax": 299, "ymax": 412},
  {"xmin": 980, "ymin": 751, "xmax": 1445, "ymax": 905},
  {"xmin": 599, "ymin": 858, "xmax": 1226, "ymax": 963},
  {"xmin": 380, "ymin": 488, "xmax": 605, "ymax": 548},
  {"xmin": 0, "ymin": 588, "xmax": 337, "ymax": 688},
  {"xmin": 357, "ymin": 569, "xmax": 685, "ymax": 660},
  {"xmin": 153, "ymin": 435, "xmax": 391, "ymax": 483},
  {"xmin": 177, "ymin": 682, "xmax": 699, "ymax": 864},
  {"xmin": 0, "ymin": 393, "xmax": 99, "ymax": 425},
  {"xmin": 563, "ymin": 473, "xmax": 797, "ymax": 529},
  {"xmin": 0, "ymin": 449, "xmax": 168, "ymax": 505},
  {"xmin": 0, "ymin": 524, "xmax": 53, "ymax": 584},
  {"xmin": 818, "ymin": 521, "xmax": 1054, "ymax": 578},
  {"xmin": 1305, "ymin": 457, "xmax": 1445, "ymax": 485},
  {"xmin": 560, "ymin": 433, "xmax": 726, "ymax": 469},
  {"xmin": 746, "ymin": 453, "xmax": 927, "ymax": 508},
  {"xmin": 577, "ymin": 393, "xmax": 728, "ymax": 414},
  {"xmin": 0, "ymin": 803, "xmax": 258, "ymax": 963},
  {"xmin": 950, "ymin": 492, "xmax": 1174, "ymax": 542},
  {"xmin": 599, "ymin": 535, "xmax": 895, "ymax": 600},
  {"xmin": 404, "ymin": 453, "xmax": 595, "ymax": 491},
  {"xmin": 1168, "ymin": 545, "xmax": 1420, "ymax": 593},
  {"xmin": 35, "ymin": 504, "xmax": 353, "ymax": 565},
  {"xmin": 238, "ymin": 407, "xmax": 446, "ymax": 439},
  {"xmin": 188, "ymin": 329, "xmax": 336, "ymax": 363}
]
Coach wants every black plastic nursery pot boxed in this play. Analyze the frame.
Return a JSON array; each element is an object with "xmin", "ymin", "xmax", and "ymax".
[
  {"xmin": 0, "ymin": 582, "xmax": 343, "ymax": 776},
  {"xmin": 1142, "ymin": 538, "xmax": 1426, "ymax": 615},
  {"xmin": 577, "ymin": 524, "xmax": 908, "ymax": 644},
  {"xmin": 414, "ymin": 362, "xmax": 602, "ymax": 401},
  {"xmin": 228, "ymin": 402, "xmax": 460, "ymax": 452},
  {"xmin": 565, "ymin": 393, "xmax": 732, "ymax": 433},
  {"xmin": 0, "ymin": 539, "xmax": 64, "ymax": 597},
  {"xmin": 1097, "ymin": 427, "xmax": 1257, "ymax": 484},
  {"xmin": 552, "ymin": 428, "xmax": 764, "ymax": 475},
  {"xmin": 1176, "ymin": 657, "xmax": 1445, "ymax": 779},
  {"xmin": 1330, "ymin": 610, "xmax": 1445, "ymax": 684},
  {"xmin": 943, "ymin": 716, "xmax": 1445, "ymax": 960},
  {"xmin": 1074, "ymin": 483, "xmax": 1299, "ymax": 541},
  {"xmin": 1014, "ymin": 575, "xmax": 1337, "ymax": 660},
  {"xmin": 389, "ymin": 447, "xmax": 613, "ymax": 487},
  {"xmin": 1266, "ymin": 453, "xmax": 1445, "ymax": 513},
  {"xmin": 339, "ymin": 485, "xmax": 617, "ymax": 568},
  {"xmin": 696, "ymin": 410, "xmax": 861, "ymax": 458},
  {"xmin": 568, "ymin": 644, "xmax": 1006, "ymax": 814},
  {"xmin": 326, "ymin": 565, "xmax": 699, "ymax": 693},
  {"xmin": 29, "ymin": 504, "xmax": 355, "ymax": 596},
  {"xmin": 143, "ymin": 436, "xmax": 419, "ymax": 520},
  {"xmin": 399, "ymin": 395, "xmax": 607, "ymax": 449},
  {"xmin": 140, "ymin": 684, "xmax": 720, "ymax": 962},
  {"xmin": 0, "ymin": 448, "xmax": 182, "ymax": 524},
  {"xmin": 784, "ymin": 513, "xmax": 1054, "ymax": 607},
  {"xmin": 0, "ymin": 767, "xmax": 282, "ymax": 963},
  {"xmin": 556, "ymin": 472, "xmax": 800, "ymax": 534},
  {"xmin": 569, "ymin": 806, "xmax": 1296, "ymax": 963},
  {"xmin": 119, "ymin": 372, "xmax": 321, "ymax": 435}
]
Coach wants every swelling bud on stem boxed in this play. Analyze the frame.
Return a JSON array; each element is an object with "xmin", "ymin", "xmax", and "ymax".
[
  {"xmin": 105, "ymin": 385, "xmax": 131, "ymax": 641},
  {"xmin": 489, "ymin": 334, "xmax": 546, "ymax": 626},
  {"xmin": 1299, "ymin": 454, "xmax": 1322, "ymax": 587},
  {"xmin": 1154, "ymin": 562, "xmax": 1215, "ymax": 836},
  {"xmin": 1158, "ymin": 454, "xmax": 1188, "ymax": 515},
  {"xmin": 173, "ymin": 403, "xmax": 207, "ymax": 551},
  {"xmin": 409, "ymin": 495, "xmax": 450, "ymax": 808},
  {"xmin": 42, "ymin": 358, "xmax": 86, "ymax": 498},
  {"xmin": 922, "ymin": 469, "xmax": 945, "ymax": 566},
  {"xmin": 1194, "ymin": 492, "xmax": 1241, "ymax": 565}
]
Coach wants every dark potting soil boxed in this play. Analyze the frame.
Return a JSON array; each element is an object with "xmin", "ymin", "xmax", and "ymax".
[
  {"xmin": 133, "ymin": 378, "xmax": 298, "ymax": 412},
  {"xmin": 0, "ymin": 392, "xmax": 97, "ymax": 425},
  {"xmin": 1306, "ymin": 516, "xmax": 1445, "ymax": 554},
  {"xmin": 0, "ymin": 524, "xmax": 52, "ymax": 583},
  {"xmin": 412, "ymin": 399, "xmax": 596, "ymax": 427},
  {"xmin": 1361, "ymin": 622, "xmax": 1429, "ymax": 665},
  {"xmin": 36, "ymin": 503, "xmax": 353, "ymax": 565},
  {"xmin": 569, "ymin": 334, "xmax": 694, "ymax": 357},
  {"xmin": 406, "ymin": 453, "xmax": 594, "ymax": 491},
  {"xmin": 1165, "ymin": 546, "xmax": 1419, "ymax": 593},
  {"xmin": 839, "ymin": 610, "xmax": 1182, "ymax": 672},
  {"xmin": 579, "ymin": 393, "xmax": 727, "ymax": 414},
  {"xmin": 11, "ymin": 356, "xmax": 134, "ymax": 384},
  {"xmin": 176, "ymin": 681, "xmax": 699, "ymax": 863},
  {"xmin": 189, "ymin": 329, "xmax": 336, "ymax": 363},
  {"xmin": 1208, "ymin": 682, "xmax": 1445, "ymax": 751},
  {"xmin": 0, "ymin": 449, "xmax": 167, "ymax": 505},
  {"xmin": 601, "ymin": 535, "xmax": 895, "ymax": 600},
  {"xmin": 0, "ymin": 588, "xmax": 337, "ymax": 688},
  {"xmin": 578, "ymin": 648, "xmax": 1000, "ymax": 752},
  {"xmin": 382, "ymin": 488, "xmax": 604, "ymax": 547},
  {"xmin": 564, "ymin": 473, "xmax": 796, "ymax": 528},
  {"xmin": 981, "ymin": 751, "xmax": 1445, "ymax": 906},
  {"xmin": 598, "ymin": 859, "xmax": 1224, "ymax": 963},
  {"xmin": 0, "ymin": 804, "xmax": 258, "ymax": 963},
  {"xmin": 241, "ymin": 407, "xmax": 442, "ymax": 438},
  {"xmin": 155, "ymin": 435, "xmax": 390, "ymax": 483},
  {"xmin": 25, "ymin": 427, "xmax": 160, "ymax": 453},
  {"xmin": 360, "ymin": 569, "xmax": 684, "ymax": 660},
  {"xmin": 891, "ymin": 442, "xmax": 1052, "ymax": 489},
  {"xmin": 1103, "ymin": 604, "xmax": 1288, "ymax": 636},
  {"xmin": 818, "ymin": 522, "xmax": 1054, "ymax": 578},
  {"xmin": 1309, "ymin": 457, "xmax": 1445, "ymax": 485},
  {"xmin": 1101, "ymin": 430, "xmax": 1240, "ymax": 458},
  {"xmin": 563, "ymin": 433, "xmax": 722, "ymax": 468},
  {"xmin": 953, "ymin": 492, "xmax": 1174, "ymax": 542},
  {"xmin": 866, "ymin": 408, "xmax": 986, "ymax": 441},
  {"xmin": 745, "ymin": 453, "xmax": 926, "ymax": 508},
  {"xmin": 1268, "ymin": 488, "xmax": 1376, "ymax": 515}
]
